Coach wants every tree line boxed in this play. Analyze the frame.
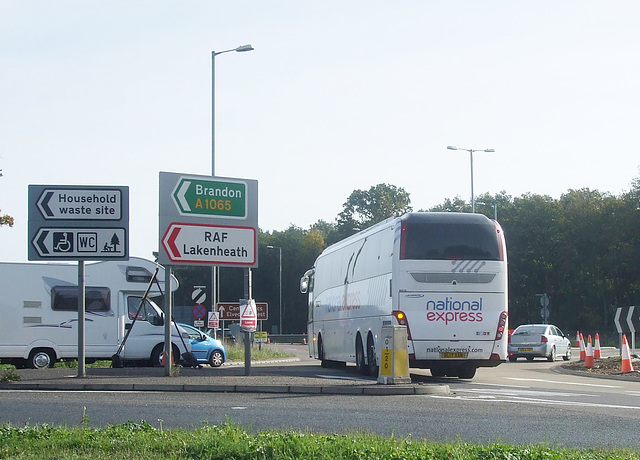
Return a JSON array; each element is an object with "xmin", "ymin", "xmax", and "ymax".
[{"xmin": 172, "ymin": 180, "xmax": 640, "ymax": 337}]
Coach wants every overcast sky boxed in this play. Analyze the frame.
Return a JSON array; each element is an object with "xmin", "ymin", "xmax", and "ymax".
[{"xmin": 1, "ymin": 1, "xmax": 639, "ymax": 262}]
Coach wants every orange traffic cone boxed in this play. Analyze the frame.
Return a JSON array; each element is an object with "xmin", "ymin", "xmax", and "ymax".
[
  {"xmin": 160, "ymin": 351, "xmax": 174, "ymax": 366},
  {"xmin": 576, "ymin": 331, "xmax": 581, "ymax": 348},
  {"xmin": 594, "ymin": 333, "xmax": 602, "ymax": 359},
  {"xmin": 584, "ymin": 334, "xmax": 594, "ymax": 368},
  {"xmin": 302, "ymin": 338, "xmax": 307, "ymax": 345},
  {"xmin": 579, "ymin": 332, "xmax": 586, "ymax": 362},
  {"xmin": 621, "ymin": 334, "xmax": 634, "ymax": 373}
]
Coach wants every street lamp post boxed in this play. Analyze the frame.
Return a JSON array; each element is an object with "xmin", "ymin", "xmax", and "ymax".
[
  {"xmin": 447, "ymin": 146, "xmax": 495, "ymax": 213},
  {"xmin": 212, "ymin": 44, "xmax": 254, "ymax": 177},
  {"xmin": 476, "ymin": 201, "xmax": 498, "ymax": 220},
  {"xmin": 211, "ymin": 44, "xmax": 254, "ymax": 323},
  {"xmin": 267, "ymin": 246, "xmax": 283, "ymax": 335}
]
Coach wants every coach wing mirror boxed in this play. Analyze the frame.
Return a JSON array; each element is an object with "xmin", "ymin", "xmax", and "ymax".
[{"xmin": 300, "ymin": 269, "xmax": 314, "ymax": 294}]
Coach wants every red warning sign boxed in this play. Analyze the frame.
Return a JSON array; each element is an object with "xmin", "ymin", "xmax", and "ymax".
[{"xmin": 240, "ymin": 299, "xmax": 257, "ymax": 331}]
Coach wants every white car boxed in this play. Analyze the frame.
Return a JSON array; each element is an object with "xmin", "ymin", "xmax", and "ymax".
[{"xmin": 508, "ymin": 324, "xmax": 572, "ymax": 362}]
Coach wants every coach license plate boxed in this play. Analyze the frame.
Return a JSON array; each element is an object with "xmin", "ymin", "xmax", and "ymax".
[
  {"xmin": 519, "ymin": 348, "xmax": 533, "ymax": 352},
  {"xmin": 441, "ymin": 352, "xmax": 468, "ymax": 359}
]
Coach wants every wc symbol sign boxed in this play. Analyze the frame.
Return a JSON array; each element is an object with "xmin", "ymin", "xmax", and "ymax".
[{"xmin": 78, "ymin": 232, "xmax": 98, "ymax": 252}]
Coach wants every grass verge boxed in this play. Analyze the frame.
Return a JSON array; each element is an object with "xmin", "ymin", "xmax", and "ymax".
[
  {"xmin": 0, "ymin": 421, "xmax": 637, "ymax": 459},
  {"xmin": 225, "ymin": 343, "xmax": 296, "ymax": 362}
]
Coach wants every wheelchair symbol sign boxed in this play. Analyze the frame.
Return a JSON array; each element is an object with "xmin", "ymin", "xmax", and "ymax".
[{"xmin": 53, "ymin": 232, "xmax": 74, "ymax": 253}]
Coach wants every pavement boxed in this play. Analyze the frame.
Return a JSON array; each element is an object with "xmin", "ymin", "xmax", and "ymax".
[
  {"xmin": 4, "ymin": 345, "xmax": 634, "ymax": 395},
  {"xmin": 0, "ymin": 344, "xmax": 450, "ymax": 396}
]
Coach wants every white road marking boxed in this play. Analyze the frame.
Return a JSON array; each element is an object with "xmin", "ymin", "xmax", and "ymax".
[
  {"xmin": 430, "ymin": 394, "xmax": 640, "ymax": 410},
  {"xmin": 457, "ymin": 387, "xmax": 597, "ymax": 398},
  {"xmin": 315, "ymin": 374, "xmax": 373, "ymax": 381},
  {"xmin": 505, "ymin": 377, "xmax": 621, "ymax": 388}
]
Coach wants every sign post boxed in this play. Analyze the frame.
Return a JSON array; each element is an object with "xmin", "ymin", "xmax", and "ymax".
[
  {"xmin": 158, "ymin": 172, "xmax": 258, "ymax": 375},
  {"xmin": 28, "ymin": 185, "xmax": 129, "ymax": 378}
]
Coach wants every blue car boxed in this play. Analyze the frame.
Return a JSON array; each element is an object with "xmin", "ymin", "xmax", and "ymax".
[{"xmin": 178, "ymin": 323, "xmax": 226, "ymax": 367}]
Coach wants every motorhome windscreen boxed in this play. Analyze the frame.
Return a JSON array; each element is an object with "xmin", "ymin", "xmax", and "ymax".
[
  {"xmin": 401, "ymin": 222, "xmax": 500, "ymax": 261},
  {"xmin": 51, "ymin": 286, "xmax": 111, "ymax": 312},
  {"xmin": 127, "ymin": 296, "xmax": 161, "ymax": 323}
]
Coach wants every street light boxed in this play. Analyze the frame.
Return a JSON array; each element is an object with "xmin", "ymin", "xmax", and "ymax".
[
  {"xmin": 447, "ymin": 146, "xmax": 495, "ymax": 213},
  {"xmin": 212, "ymin": 44, "xmax": 254, "ymax": 177},
  {"xmin": 267, "ymin": 245, "xmax": 283, "ymax": 334},
  {"xmin": 476, "ymin": 201, "xmax": 498, "ymax": 220},
  {"xmin": 211, "ymin": 44, "xmax": 254, "ymax": 322}
]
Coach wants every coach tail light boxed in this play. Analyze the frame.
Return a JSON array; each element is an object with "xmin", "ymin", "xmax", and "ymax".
[{"xmin": 392, "ymin": 310, "xmax": 413, "ymax": 341}]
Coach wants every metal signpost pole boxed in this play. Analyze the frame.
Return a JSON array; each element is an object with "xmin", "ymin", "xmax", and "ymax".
[
  {"xmin": 164, "ymin": 266, "xmax": 173, "ymax": 376},
  {"xmin": 77, "ymin": 261, "xmax": 85, "ymax": 378},
  {"xmin": 244, "ymin": 268, "xmax": 252, "ymax": 376}
]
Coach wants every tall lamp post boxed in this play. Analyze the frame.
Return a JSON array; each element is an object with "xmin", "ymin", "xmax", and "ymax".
[
  {"xmin": 447, "ymin": 146, "xmax": 494, "ymax": 213},
  {"xmin": 267, "ymin": 246, "xmax": 283, "ymax": 334},
  {"xmin": 211, "ymin": 44, "xmax": 254, "ymax": 319},
  {"xmin": 212, "ymin": 44, "xmax": 254, "ymax": 176},
  {"xmin": 476, "ymin": 201, "xmax": 498, "ymax": 220}
]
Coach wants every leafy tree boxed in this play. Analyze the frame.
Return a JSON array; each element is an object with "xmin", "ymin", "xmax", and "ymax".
[
  {"xmin": 334, "ymin": 183, "xmax": 412, "ymax": 242},
  {"xmin": 499, "ymin": 193, "xmax": 562, "ymax": 326},
  {"xmin": 0, "ymin": 169, "xmax": 14, "ymax": 227},
  {"xmin": 425, "ymin": 196, "xmax": 468, "ymax": 213}
]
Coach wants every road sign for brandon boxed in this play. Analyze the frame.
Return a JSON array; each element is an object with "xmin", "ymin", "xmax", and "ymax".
[
  {"xmin": 28, "ymin": 185, "xmax": 129, "ymax": 261},
  {"xmin": 158, "ymin": 172, "xmax": 258, "ymax": 267},
  {"xmin": 172, "ymin": 177, "xmax": 247, "ymax": 218}
]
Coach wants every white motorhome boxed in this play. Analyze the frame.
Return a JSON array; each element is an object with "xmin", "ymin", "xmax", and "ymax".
[
  {"xmin": 301, "ymin": 212, "xmax": 508, "ymax": 379},
  {"xmin": 0, "ymin": 257, "xmax": 190, "ymax": 369}
]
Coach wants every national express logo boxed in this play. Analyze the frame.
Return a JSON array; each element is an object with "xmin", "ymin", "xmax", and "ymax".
[
  {"xmin": 325, "ymin": 291, "xmax": 361, "ymax": 313},
  {"xmin": 426, "ymin": 297, "xmax": 484, "ymax": 325}
]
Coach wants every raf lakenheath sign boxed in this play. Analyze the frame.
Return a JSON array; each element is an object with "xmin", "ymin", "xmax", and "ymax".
[
  {"xmin": 158, "ymin": 172, "xmax": 258, "ymax": 267},
  {"xmin": 28, "ymin": 185, "xmax": 129, "ymax": 261}
]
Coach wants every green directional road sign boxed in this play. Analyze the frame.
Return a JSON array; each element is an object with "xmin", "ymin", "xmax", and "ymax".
[
  {"xmin": 172, "ymin": 177, "xmax": 246, "ymax": 218},
  {"xmin": 159, "ymin": 172, "xmax": 258, "ymax": 267}
]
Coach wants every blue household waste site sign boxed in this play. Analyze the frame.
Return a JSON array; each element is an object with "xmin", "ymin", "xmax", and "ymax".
[{"xmin": 28, "ymin": 185, "xmax": 129, "ymax": 261}]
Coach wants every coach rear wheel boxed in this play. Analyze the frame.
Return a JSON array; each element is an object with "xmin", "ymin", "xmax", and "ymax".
[
  {"xmin": 355, "ymin": 335, "xmax": 366, "ymax": 375},
  {"xmin": 318, "ymin": 336, "xmax": 329, "ymax": 368},
  {"xmin": 366, "ymin": 333, "xmax": 378, "ymax": 376},
  {"xmin": 457, "ymin": 365, "xmax": 476, "ymax": 379},
  {"xmin": 431, "ymin": 366, "xmax": 445, "ymax": 377}
]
